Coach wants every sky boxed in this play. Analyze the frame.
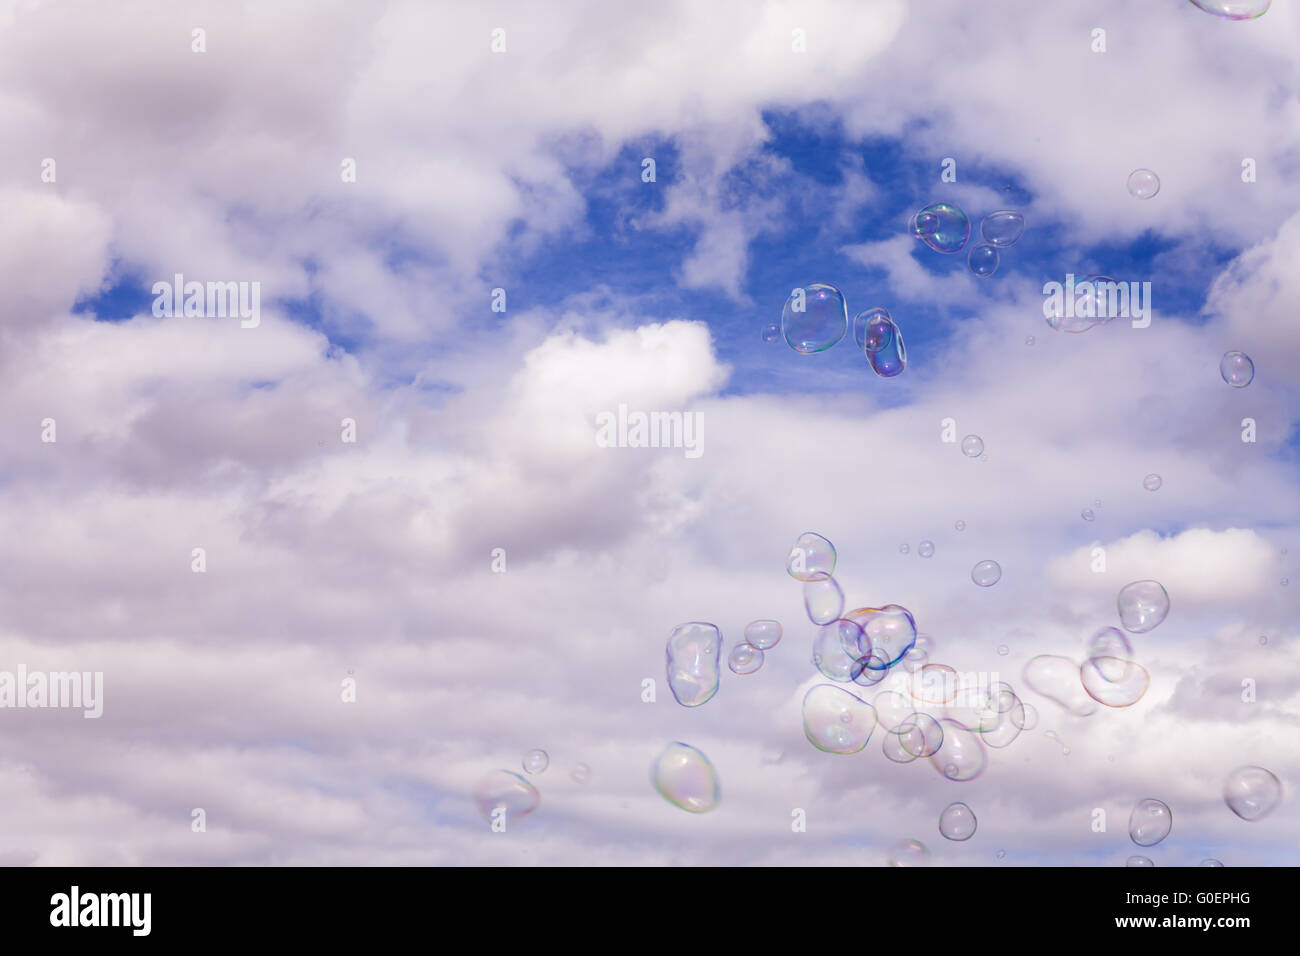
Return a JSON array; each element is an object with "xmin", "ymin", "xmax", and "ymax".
[{"xmin": 0, "ymin": 0, "xmax": 1297, "ymax": 866}]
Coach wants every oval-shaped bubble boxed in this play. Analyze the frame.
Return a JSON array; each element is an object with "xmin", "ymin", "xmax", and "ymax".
[
  {"xmin": 968, "ymin": 243, "xmax": 999, "ymax": 278},
  {"xmin": 853, "ymin": 307, "xmax": 893, "ymax": 353},
  {"xmin": 802, "ymin": 684, "xmax": 877, "ymax": 754},
  {"xmin": 1117, "ymin": 580, "xmax": 1170, "ymax": 633},
  {"xmin": 978, "ymin": 695, "xmax": 1025, "ymax": 748},
  {"xmin": 846, "ymin": 605, "xmax": 917, "ymax": 669},
  {"xmin": 651, "ymin": 742, "xmax": 720, "ymax": 813},
  {"xmin": 930, "ymin": 718, "xmax": 985, "ymax": 780},
  {"xmin": 918, "ymin": 540, "xmax": 935, "ymax": 558},
  {"xmin": 1046, "ymin": 274, "xmax": 1118, "ymax": 333},
  {"xmin": 873, "ymin": 690, "xmax": 916, "ymax": 731},
  {"xmin": 971, "ymin": 560, "xmax": 1002, "ymax": 587},
  {"xmin": 813, "ymin": 619, "xmax": 864, "ymax": 682},
  {"xmin": 1082, "ymin": 508, "xmax": 1095, "ymax": 521},
  {"xmin": 787, "ymin": 531, "xmax": 836, "ymax": 582},
  {"xmin": 522, "ymin": 749, "xmax": 549, "ymax": 775},
  {"xmin": 1220, "ymin": 350, "xmax": 1254, "ymax": 388},
  {"xmin": 745, "ymin": 619, "xmax": 782, "ymax": 650},
  {"xmin": 939, "ymin": 802, "xmax": 978, "ymax": 841},
  {"xmin": 1080, "ymin": 658, "xmax": 1150, "ymax": 707},
  {"xmin": 912, "ymin": 663, "xmax": 959, "ymax": 706},
  {"xmin": 571, "ymin": 763, "xmax": 592, "ymax": 783},
  {"xmin": 473, "ymin": 770, "xmax": 540, "ymax": 822},
  {"xmin": 782, "ymin": 282, "xmax": 847, "ymax": 353},
  {"xmin": 1023, "ymin": 654, "xmax": 1099, "ymax": 716},
  {"xmin": 729, "ymin": 641, "xmax": 765, "ymax": 675},
  {"xmin": 1127, "ymin": 168, "xmax": 1160, "ymax": 200},
  {"xmin": 1129, "ymin": 798, "xmax": 1172, "ymax": 847},
  {"xmin": 804, "ymin": 576, "xmax": 845, "ymax": 625},
  {"xmin": 866, "ymin": 315, "xmax": 907, "ymax": 378},
  {"xmin": 910, "ymin": 202, "xmax": 970, "ymax": 254},
  {"xmin": 1012, "ymin": 700, "xmax": 1039, "ymax": 730},
  {"xmin": 1143, "ymin": 473, "xmax": 1162, "ymax": 492},
  {"xmin": 760, "ymin": 322, "xmax": 780, "ymax": 343},
  {"xmin": 666, "ymin": 622, "xmax": 722, "ymax": 707},
  {"xmin": 850, "ymin": 651, "xmax": 891, "ymax": 687},
  {"xmin": 1126, "ymin": 855, "xmax": 1155, "ymax": 867},
  {"xmin": 981, "ymin": 210, "xmax": 1024, "ymax": 247},
  {"xmin": 1188, "ymin": 0, "xmax": 1270, "ymax": 20},
  {"xmin": 887, "ymin": 838, "xmax": 931, "ymax": 866},
  {"xmin": 1223, "ymin": 766, "xmax": 1282, "ymax": 821},
  {"xmin": 961, "ymin": 434, "xmax": 984, "ymax": 458},
  {"xmin": 1086, "ymin": 625, "xmax": 1133, "ymax": 663},
  {"xmin": 1200, "ymin": 858, "xmax": 1225, "ymax": 867},
  {"xmin": 882, "ymin": 726, "xmax": 919, "ymax": 763}
]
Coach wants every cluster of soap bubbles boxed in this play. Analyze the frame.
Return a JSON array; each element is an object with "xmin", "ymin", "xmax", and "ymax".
[
  {"xmin": 909, "ymin": 203, "xmax": 1025, "ymax": 279},
  {"xmin": 768, "ymin": 284, "xmax": 907, "ymax": 379},
  {"xmin": 473, "ymin": 748, "xmax": 603, "ymax": 822}
]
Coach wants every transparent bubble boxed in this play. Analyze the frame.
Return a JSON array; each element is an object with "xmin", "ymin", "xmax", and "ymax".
[
  {"xmin": 522, "ymin": 749, "xmax": 549, "ymax": 775},
  {"xmin": 853, "ymin": 307, "xmax": 894, "ymax": 353},
  {"xmin": 1085, "ymin": 626, "xmax": 1133, "ymax": 678},
  {"xmin": 1220, "ymin": 350, "xmax": 1255, "ymax": 388},
  {"xmin": 804, "ymin": 576, "xmax": 845, "ymax": 625},
  {"xmin": 1082, "ymin": 508, "xmax": 1095, "ymax": 521},
  {"xmin": 1223, "ymin": 766, "xmax": 1282, "ymax": 821},
  {"xmin": 1117, "ymin": 580, "xmax": 1170, "ymax": 634},
  {"xmin": 939, "ymin": 802, "xmax": 978, "ymax": 841},
  {"xmin": 802, "ymin": 684, "xmax": 877, "ymax": 754},
  {"xmin": 745, "ymin": 619, "xmax": 782, "ymax": 650},
  {"xmin": 1188, "ymin": 0, "xmax": 1271, "ymax": 20},
  {"xmin": 971, "ymin": 560, "xmax": 1002, "ymax": 587},
  {"xmin": 1126, "ymin": 855, "xmax": 1155, "ymax": 867},
  {"xmin": 961, "ymin": 435, "xmax": 984, "ymax": 458},
  {"xmin": 571, "ymin": 763, "xmax": 592, "ymax": 783},
  {"xmin": 787, "ymin": 531, "xmax": 836, "ymax": 582},
  {"xmin": 651, "ymin": 742, "xmax": 719, "ymax": 813},
  {"xmin": 1046, "ymin": 275, "xmax": 1119, "ymax": 333},
  {"xmin": 1259, "ymin": 635, "xmax": 1268, "ymax": 646},
  {"xmin": 997, "ymin": 645, "xmax": 1009, "ymax": 657},
  {"xmin": 1023, "ymin": 654, "xmax": 1099, "ymax": 716},
  {"xmin": 881, "ymin": 726, "xmax": 919, "ymax": 763},
  {"xmin": 912, "ymin": 663, "xmax": 958, "ymax": 706},
  {"xmin": 1127, "ymin": 169, "xmax": 1160, "ymax": 200},
  {"xmin": 1025, "ymin": 335, "xmax": 1035, "ymax": 346},
  {"xmin": 728, "ymin": 641, "xmax": 765, "ymax": 675},
  {"xmin": 978, "ymin": 702, "xmax": 1025, "ymax": 749},
  {"xmin": 1201, "ymin": 858, "xmax": 1225, "ymax": 867},
  {"xmin": 1080, "ymin": 658, "xmax": 1150, "ymax": 707},
  {"xmin": 873, "ymin": 690, "xmax": 916, "ymax": 731},
  {"xmin": 902, "ymin": 646, "xmax": 928, "ymax": 673},
  {"xmin": 967, "ymin": 242, "xmax": 999, "ymax": 278},
  {"xmin": 850, "ymin": 651, "xmax": 891, "ymax": 687},
  {"xmin": 930, "ymin": 719, "xmax": 985, "ymax": 779},
  {"xmin": 910, "ymin": 202, "xmax": 970, "ymax": 254},
  {"xmin": 955, "ymin": 520, "xmax": 966, "ymax": 531},
  {"xmin": 760, "ymin": 322, "xmax": 780, "ymax": 343},
  {"xmin": 781, "ymin": 283, "xmax": 847, "ymax": 353},
  {"xmin": 887, "ymin": 839, "xmax": 931, "ymax": 867},
  {"xmin": 866, "ymin": 314, "xmax": 907, "ymax": 378},
  {"xmin": 1129, "ymin": 798, "xmax": 1172, "ymax": 847},
  {"xmin": 813, "ymin": 619, "xmax": 865, "ymax": 682},
  {"xmin": 473, "ymin": 770, "xmax": 540, "ymax": 821},
  {"xmin": 1094, "ymin": 498, "xmax": 1102, "ymax": 508},
  {"xmin": 981, "ymin": 210, "xmax": 1025, "ymax": 247},
  {"xmin": 900, "ymin": 713, "xmax": 945, "ymax": 758},
  {"xmin": 1143, "ymin": 473, "xmax": 1162, "ymax": 492},
  {"xmin": 666, "ymin": 622, "xmax": 722, "ymax": 707},
  {"xmin": 846, "ymin": 605, "xmax": 917, "ymax": 669},
  {"xmin": 918, "ymin": 540, "xmax": 935, "ymax": 558},
  {"xmin": 899, "ymin": 543, "xmax": 910, "ymax": 555},
  {"xmin": 996, "ymin": 850, "xmax": 1006, "ymax": 860},
  {"xmin": 1012, "ymin": 700, "xmax": 1039, "ymax": 730}
]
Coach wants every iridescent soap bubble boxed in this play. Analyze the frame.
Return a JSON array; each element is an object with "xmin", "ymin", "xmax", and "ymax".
[
  {"xmin": 813, "ymin": 619, "xmax": 865, "ymax": 682},
  {"xmin": 666, "ymin": 622, "xmax": 722, "ymax": 707},
  {"xmin": 474, "ymin": 770, "xmax": 540, "ymax": 822},
  {"xmin": 853, "ymin": 307, "xmax": 894, "ymax": 353},
  {"xmin": 1045, "ymin": 275, "xmax": 1119, "ymax": 333},
  {"xmin": 522, "ymin": 749, "xmax": 549, "ymax": 775},
  {"xmin": 761, "ymin": 322, "xmax": 780, "ymax": 343},
  {"xmin": 866, "ymin": 315, "xmax": 907, "ymax": 378},
  {"xmin": 728, "ymin": 642, "xmax": 764, "ymax": 675},
  {"xmin": 930, "ymin": 719, "xmax": 985, "ymax": 779},
  {"xmin": 571, "ymin": 763, "xmax": 592, "ymax": 783},
  {"xmin": 939, "ymin": 801, "xmax": 978, "ymax": 841},
  {"xmin": 968, "ymin": 243, "xmax": 999, "ymax": 278},
  {"xmin": 1201, "ymin": 858, "xmax": 1225, "ymax": 867},
  {"xmin": 971, "ymin": 560, "xmax": 1002, "ymax": 587},
  {"xmin": 1126, "ymin": 855, "xmax": 1155, "ymax": 867},
  {"xmin": 651, "ymin": 742, "xmax": 719, "ymax": 813},
  {"xmin": 1127, "ymin": 169, "xmax": 1160, "ymax": 200},
  {"xmin": 1080, "ymin": 658, "xmax": 1150, "ymax": 707},
  {"xmin": 782, "ymin": 283, "xmax": 847, "ymax": 353},
  {"xmin": 901, "ymin": 713, "xmax": 945, "ymax": 758},
  {"xmin": 804, "ymin": 576, "xmax": 845, "ymax": 625},
  {"xmin": 981, "ymin": 210, "xmax": 1024, "ymax": 247},
  {"xmin": 1223, "ymin": 766, "xmax": 1282, "ymax": 821},
  {"xmin": 911, "ymin": 663, "xmax": 958, "ymax": 706},
  {"xmin": 886, "ymin": 839, "xmax": 931, "ymax": 867},
  {"xmin": 845, "ymin": 605, "xmax": 917, "ymax": 669},
  {"xmin": 1082, "ymin": 509, "xmax": 1095, "ymax": 521},
  {"xmin": 787, "ymin": 531, "xmax": 836, "ymax": 582},
  {"xmin": 1188, "ymin": 0, "xmax": 1271, "ymax": 20},
  {"xmin": 1085, "ymin": 626, "xmax": 1133, "ymax": 679},
  {"xmin": 745, "ymin": 619, "xmax": 782, "ymax": 650},
  {"xmin": 1220, "ymin": 350, "xmax": 1254, "ymax": 388},
  {"xmin": 961, "ymin": 435, "xmax": 984, "ymax": 458},
  {"xmin": 850, "ymin": 651, "xmax": 890, "ymax": 687},
  {"xmin": 802, "ymin": 684, "xmax": 877, "ymax": 754},
  {"xmin": 918, "ymin": 540, "xmax": 935, "ymax": 558},
  {"xmin": 910, "ymin": 202, "xmax": 970, "ymax": 254},
  {"xmin": 1117, "ymin": 580, "xmax": 1170, "ymax": 634},
  {"xmin": 1129, "ymin": 798, "xmax": 1172, "ymax": 847},
  {"xmin": 978, "ymin": 694, "xmax": 1026, "ymax": 748},
  {"xmin": 1143, "ymin": 473, "xmax": 1162, "ymax": 491},
  {"xmin": 1023, "ymin": 655, "xmax": 1098, "ymax": 716},
  {"xmin": 881, "ymin": 727, "xmax": 918, "ymax": 763},
  {"xmin": 902, "ymin": 646, "xmax": 927, "ymax": 673}
]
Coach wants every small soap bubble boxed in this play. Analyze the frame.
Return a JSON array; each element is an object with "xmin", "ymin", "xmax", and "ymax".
[
  {"xmin": 802, "ymin": 684, "xmax": 878, "ymax": 754},
  {"xmin": 939, "ymin": 802, "xmax": 978, "ymax": 841},
  {"xmin": 853, "ymin": 307, "xmax": 894, "ymax": 353},
  {"xmin": 1220, "ymin": 350, "xmax": 1254, "ymax": 388},
  {"xmin": 1126, "ymin": 855, "xmax": 1155, "ymax": 867},
  {"xmin": 571, "ymin": 763, "xmax": 592, "ymax": 784},
  {"xmin": 899, "ymin": 543, "xmax": 910, "ymax": 554},
  {"xmin": 1223, "ymin": 766, "xmax": 1282, "ymax": 821},
  {"xmin": 902, "ymin": 647, "xmax": 928, "ymax": 672},
  {"xmin": 666, "ymin": 622, "xmax": 722, "ymax": 707},
  {"xmin": 971, "ymin": 560, "xmax": 1002, "ymax": 587},
  {"xmin": 955, "ymin": 520, "xmax": 966, "ymax": 531},
  {"xmin": 1082, "ymin": 508, "xmax": 1095, "ymax": 521},
  {"xmin": 981, "ymin": 210, "xmax": 1024, "ymax": 247},
  {"xmin": 1127, "ymin": 168, "xmax": 1160, "ymax": 200},
  {"xmin": 473, "ymin": 770, "xmax": 540, "ymax": 821},
  {"xmin": 1259, "ymin": 635, "xmax": 1268, "ymax": 645},
  {"xmin": 1201, "ymin": 858, "xmax": 1226, "ymax": 867},
  {"xmin": 1117, "ymin": 580, "xmax": 1170, "ymax": 633},
  {"xmin": 1025, "ymin": 335, "xmax": 1035, "ymax": 346},
  {"xmin": 804, "ymin": 575, "xmax": 845, "ymax": 625},
  {"xmin": 782, "ymin": 283, "xmax": 847, "ymax": 353},
  {"xmin": 651, "ymin": 742, "xmax": 719, "ymax": 813},
  {"xmin": 1012, "ymin": 700, "xmax": 1038, "ymax": 730},
  {"xmin": 886, "ymin": 839, "xmax": 931, "ymax": 867},
  {"xmin": 1188, "ymin": 0, "xmax": 1271, "ymax": 20},
  {"xmin": 761, "ymin": 322, "xmax": 780, "ymax": 343},
  {"xmin": 1046, "ymin": 275, "xmax": 1118, "ymax": 333},
  {"xmin": 961, "ymin": 435, "xmax": 984, "ymax": 458},
  {"xmin": 918, "ymin": 540, "xmax": 935, "ymax": 558},
  {"xmin": 787, "ymin": 531, "xmax": 836, "ymax": 582},
  {"xmin": 522, "ymin": 749, "xmax": 549, "ymax": 775},
  {"xmin": 912, "ymin": 663, "xmax": 958, "ymax": 705},
  {"xmin": 866, "ymin": 314, "xmax": 907, "ymax": 378},
  {"xmin": 745, "ymin": 619, "xmax": 782, "ymax": 650},
  {"xmin": 968, "ymin": 242, "xmax": 999, "ymax": 278},
  {"xmin": 728, "ymin": 642, "xmax": 765, "ymax": 675},
  {"xmin": 930, "ymin": 719, "xmax": 985, "ymax": 779},
  {"xmin": 997, "ymin": 644, "xmax": 1009, "ymax": 656},
  {"xmin": 995, "ymin": 849, "xmax": 1006, "ymax": 860},
  {"xmin": 1143, "ymin": 473, "xmax": 1162, "ymax": 491},
  {"xmin": 1129, "ymin": 799, "xmax": 1172, "ymax": 847},
  {"xmin": 909, "ymin": 202, "xmax": 970, "ymax": 254}
]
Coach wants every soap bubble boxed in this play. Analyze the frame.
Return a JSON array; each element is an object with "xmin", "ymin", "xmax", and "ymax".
[
  {"xmin": 853, "ymin": 307, "xmax": 894, "ymax": 353},
  {"xmin": 902, "ymin": 646, "xmax": 928, "ymax": 672},
  {"xmin": 1188, "ymin": 0, "xmax": 1271, "ymax": 20},
  {"xmin": 845, "ymin": 605, "xmax": 918, "ymax": 669},
  {"xmin": 981, "ymin": 210, "xmax": 1024, "ymax": 247},
  {"xmin": 930, "ymin": 719, "xmax": 985, "ymax": 779},
  {"xmin": 728, "ymin": 642, "xmax": 765, "ymax": 675},
  {"xmin": 745, "ymin": 619, "xmax": 782, "ymax": 650},
  {"xmin": 887, "ymin": 839, "xmax": 931, "ymax": 867},
  {"xmin": 912, "ymin": 663, "xmax": 959, "ymax": 706},
  {"xmin": 571, "ymin": 763, "xmax": 592, "ymax": 783},
  {"xmin": 787, "ymin": 532, "xmax": 836, "ymax": 582},
  {"xmin": 968, "ymin": 243, "xmax": 999, "ymax": 278},
  {"xmin": 910, "ymin": 202, "xmax": 970, "ymax": 254},
  {"xmin": 473, "ymin": 770, "xmax": 540, "ymax": 821},
  {"xmin": 1025, "ymin": 335, "xmax": 1035, "ymax": 346},
  {"xmin": 882, "ymin": 727, "xmax": 919, "ymax": 763},
  {"xmin": 1080, "ymin": 658, "xmax": 1150, "ymax": 707},
  {"xmin": 971, "ymin": 560, "xmax": 1002, "ymax": 587},
  {"xmin": 1117, "ymin": 580, "xmax": 1170, "ymax": 633},
  {"xmin": 813, "ymin": 619, "xmax": 865, "ymax": 682},
  {"xmin": 1085, "ymin": 626, "xmax": 1133, "ymax": 676},
  {"xmin": 866, "ymin": 314, "xmax": 907, "ymax": 378},
  {"xmin": 802, "ymin": 684, "xmax": 877, "ymax": 754},
  {"xmin": 1012, "ymin": 701, "xmax": 1039, "ymax": 730},
  {"xmin": 1082, "ymin": 509, "xmax": 1095, "ymax": 521},
  {"xmin": 1220, "ymin": 350, "xmax": 1254, "ymax": 388},
  {"xmin": 522, "ymin": 749, "xmax": 549, "ymax": 775},
  {"xmin": 804, "ymin": 576, "xmax": 845, "ymax": 625},
  {"xmin": 1023, "ymin": 655, "xmax": 1099, "ymax": 716},
  {"xmin": 1126, "ymin": 855, "xmax": 1155, "ymax": 867},
  {"xmin": 939, "ymin": 802, "xmax": 978, "ymax": 841},
  {"xmin": 900, "ymin": 713, "xmax": 945, "ymax": 758},
  {"xmin": 918, "ymin": 540, "xmax": 935, "ymax": 558},
  {"xmin": 955, "ymin": 520, "xmax": 966, "ymax": 531},
  {"xmin": 1046, "ymin": 274, "xmax": 1119, "ymax": 333},
  {"xmin": 651, "ymin": 742, "xmax": 719, "ymax": 813},
  {"xmin": 781, "ymin": 283, "xmax": 847, "ymax": 353},
  {"xmin": 1127, "ymin": 169, "xmax": 1160, "ymax": 199},
  {"xmin": 874, "ymin": 690, "xmax": 916, "ymax": 731},
  {"xmin": 761, "ymin": 322, "xmax": 780, "ymax": 343},
  {"xmin": 666, "ymin": 622, "xmax": 722, "ymax": 707},
  {"xmin": 850, "ymin": 651, "xmax": 891, "ymax": 687},
  {"xmin": 1143, "ymin": 473, "xmax": 1162, "ymax": 491},
  {"xmin": 1223, "ymin": 766, "xmax": 1282, "ymax": 821},
  {"xmin": 899, "ymin": 543, "xmax": 910, "ymax": 555},
  {"xmin": 997, "ymin": 644, "xmax": 1009, "ymax": 656},
  {"xmin": 961, "ymin": 435, "xmax": 984, "ymax": 457},
  {"xmin": 1129, "ymin": 798, "xmax": 1172, "ymax": 847},
  {"xmin": 1201, "ymin": 858, "xmax": 1225, "ymax": 867},
  {"xmin": 996, "ymin": 850, "xmax": 1006, "ymax": 860}
]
